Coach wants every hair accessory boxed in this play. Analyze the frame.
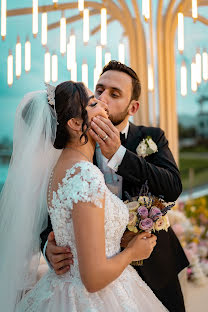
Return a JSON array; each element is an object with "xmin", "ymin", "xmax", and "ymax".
[{"xmin": 45, "ymin": 83, "xmax": 59, "ymax": 125}]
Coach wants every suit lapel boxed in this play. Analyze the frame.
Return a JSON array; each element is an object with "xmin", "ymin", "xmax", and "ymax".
[{"xmin": 125, "ymin": 122, "xmax": 144, "ymax": 152}]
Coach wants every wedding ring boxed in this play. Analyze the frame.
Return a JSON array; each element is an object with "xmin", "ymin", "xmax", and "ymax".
[{"xmin": 102, "ymin": 135, "xmax": 108, "ymax": 141}]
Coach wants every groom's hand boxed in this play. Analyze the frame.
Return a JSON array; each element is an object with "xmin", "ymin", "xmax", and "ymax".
[
  {"xmin": 90, "ymin": 116, "xmax": 121, "ymax": 159},
  {"xmin": 46, "ymin": 232, "xmax": 74, "ymax": 275},
  {"xmin": 120, "ymin": 230, "xmax": 137, "ymax": 248}
]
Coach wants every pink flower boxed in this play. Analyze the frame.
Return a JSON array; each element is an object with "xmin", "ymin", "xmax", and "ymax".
[
  {"xmin": 137, "ymin": 206, "xmax": 148, "ymax": 219},
  {"xmin": 149, "ymin": 206, "xmax": 162, "ymax": 221},
  {"xmin": 139, "ymin": 218, "xmax": 154, "ymax": 231},
  {"xmin": 172, "ymin": 224, "xmax": 185, "ymax": 237}
]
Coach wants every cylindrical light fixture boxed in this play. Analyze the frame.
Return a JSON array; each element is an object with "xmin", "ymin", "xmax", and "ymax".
[
  {"xmin": 148, "ymin": 64, "xmax": 154, "ymax": 91},
  {"xmin": 1, "ymin": 0, "xmax": 7, "ymax": 40},
  {"xmin": 15, "ymin": 36, "xmax": 21, "ymax": 78},
  {"xmin": 96, "ymin": 45, "xmax": 102, "ymax": 74},
  {"xmin": 41, "ymin": 12, "xmax": 47, "ymax": 46},
  {"xmin": 105, "ymin": 52, "xmax": 111, "ymax": 65},
  {"xmin": 83, "ymin": 9, "xmax": 89, "ymax": 43},
  {"xmin": 60, "ymin": 13, "xmax": 66, "ymax": 55},
  {"xmin": 178, "ymin": 12, "xmax": 184, "ymax": 53},
  {"xmin": 196, "ymin": 50, "xmax": 202, "ymax": 84},
  {"xmin": 101, "ymin": 8, "xmax": 107, "ymax": 46},
  {"xmin": 191, "ymin": 59, "xmax": 197, "ymax": 92},
  {"xmin": 78, "ymin": 0, "xmax": 84, "ymax": 11},
  {"xmin": 94, "ymin": 67, "xmax": 99, "ymax": 90},
  {"xmin": 142, "ymin": 0, "xmax": 150, "ymax": 21},
  {"xmin": 71, "ymin": 62, "xmax": 77, "ymax": 82},
  {"xmin": 192, "ymin": 0, "xmax": 198, "ymax": 20},
  {"xmin": 52, "ymin": 53, "xmax": 58, "ymax": 82},
  {"xmin": 7, "ymin": 50, "xmax": 13, "ymax": 86},
  {"xmin": 118, "ymin": 43, "xmax": 125, "ymax": 63},
  {"xmin": 202, "ymin": 50, "xmax": 208, "ymax": 81},
  {"xmin": 67, "ymin": 33, "xmax": 76, "ymax": 70},
  {"xmin": 181, "ymin": 61, "xmax": 187, "ymax": 96},
  {"xmin": 25, "ymin": 38, "xmax": 31, "ymax": 72},
  {"xmin": 82, "ymin": 62, "xmax": 88, "ymax": 87},
  {"xmin": 44, "ymin": 50, "xmax": 50, "ymax": 83},
  {"xmin": 32, "ymin": 0, "xmax": 38, "ymax": 38},
  {"xmin": 53, "ymin": 0, "xmax": 58, "ymax": 3}
]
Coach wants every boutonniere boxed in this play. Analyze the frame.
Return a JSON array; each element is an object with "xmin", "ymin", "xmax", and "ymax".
[{"xmin": 136, "ymin": 136, "xmax": 158, "ymax": 158}]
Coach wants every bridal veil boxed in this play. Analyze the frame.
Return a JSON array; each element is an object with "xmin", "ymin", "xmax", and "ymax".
[{"xmin": 0, "ymin": 90, "xmax": 61, "ymax": 311}]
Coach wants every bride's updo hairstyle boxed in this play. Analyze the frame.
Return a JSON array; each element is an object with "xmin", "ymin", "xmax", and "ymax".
[{"xmin": 53, "ymin": 81, "xmax": 89, "ymax": 149}]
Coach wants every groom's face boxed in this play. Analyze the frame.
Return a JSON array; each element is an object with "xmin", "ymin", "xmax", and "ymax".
[{"xmin": 95, "ymin": 70, "xmax": 133, "ymax": 126}]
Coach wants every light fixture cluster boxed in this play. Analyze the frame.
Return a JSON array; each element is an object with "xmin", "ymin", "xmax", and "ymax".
[
  {"xmin": 3, "ymin": 0, "xmax": 125, "ymax": 87},
  {"xmin": 180, "ymin": 49, "xmax": 208, "ymax": 96}
]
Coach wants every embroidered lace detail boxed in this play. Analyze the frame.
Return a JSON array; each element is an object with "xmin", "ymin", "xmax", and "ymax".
[{"xmin": 16, "ymin": 161, "xmax": 168, "ymax": 312}]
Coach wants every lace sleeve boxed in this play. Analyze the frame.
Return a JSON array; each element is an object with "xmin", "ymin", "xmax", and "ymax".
[{"xmin": 53, "ymin": 161, "xmax": 106, "ymax": 211}]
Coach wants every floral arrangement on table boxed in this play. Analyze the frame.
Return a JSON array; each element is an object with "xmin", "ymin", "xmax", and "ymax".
[
  {"xmin": 168, "ymin": 196, "xmax": 208, "ymax": 286},
  {"xmin": 124, "ymin": 182, "xmax": 175, "ymax": 265}
]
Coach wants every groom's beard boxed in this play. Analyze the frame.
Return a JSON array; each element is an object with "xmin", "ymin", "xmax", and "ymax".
[{"xmin": 109, "ymin": 104, "xmax": 130, "ymax": 126}]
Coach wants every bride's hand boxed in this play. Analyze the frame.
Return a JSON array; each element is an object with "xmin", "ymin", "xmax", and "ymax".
[
  {"xmin": 46, "ymin": 232, "xmax": 74, "ymax": 275},
  {"xmin": 126, "ymin": 232, "xmax": 157, "ymax": 261}
]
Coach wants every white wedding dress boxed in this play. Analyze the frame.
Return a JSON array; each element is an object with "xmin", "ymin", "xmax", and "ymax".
[{"xmin": 16, "ymin": 161, "xmax": 167, "ymax": 312}]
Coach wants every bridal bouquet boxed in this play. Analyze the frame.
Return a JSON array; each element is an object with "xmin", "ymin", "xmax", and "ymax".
[{"xmin": 124, "ymin": 182, "xmax": 175, "ymax": 265}]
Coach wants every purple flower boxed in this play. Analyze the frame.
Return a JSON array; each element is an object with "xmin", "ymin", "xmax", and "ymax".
[
  {"xmin": 137, "ymin": 206, "xmax": 149, "ymax": 219},
  {"xmin": 139, "ymin": 218, "xmax": 154, "ymax": 231},
  {"xmin": 149, "ymin": 206, "xmax": 162, "ymax": 221}
]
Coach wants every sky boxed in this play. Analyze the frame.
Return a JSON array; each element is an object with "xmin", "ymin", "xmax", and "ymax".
[{"xmin": 0, "ymin": 0, "xmax": 208, "ymax": 140}]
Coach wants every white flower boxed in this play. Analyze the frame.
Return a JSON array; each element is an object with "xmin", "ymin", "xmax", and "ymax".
[
  {"xmin": 136, "ymin": 136, "xmax": 158, "ymax": 158},
  {"xmin": 147, "ymin": 138, "xmax": 158, "ymax": 153}
]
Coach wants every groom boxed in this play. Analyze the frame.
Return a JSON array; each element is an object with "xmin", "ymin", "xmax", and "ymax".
[{"xmin": 41, "ymin": 61, "xmax": 189, "ymax": 311}]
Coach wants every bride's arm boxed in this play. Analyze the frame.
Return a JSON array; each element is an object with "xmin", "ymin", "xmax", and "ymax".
[{"xmin": 72, "ymin": 199, "xmax": 156, "ymax": 293}]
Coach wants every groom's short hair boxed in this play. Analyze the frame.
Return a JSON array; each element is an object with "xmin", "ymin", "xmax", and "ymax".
[{"xmin": 101, "ymin": 60, "xmax": 141, "ymax": 101}]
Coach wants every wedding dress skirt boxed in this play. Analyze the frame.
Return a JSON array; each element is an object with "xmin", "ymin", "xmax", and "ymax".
[{"xmin": 16, "ymin": 162, "xmax": 167, "ymax": 312}]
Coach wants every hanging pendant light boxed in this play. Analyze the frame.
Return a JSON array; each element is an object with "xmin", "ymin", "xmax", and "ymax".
[
  {"xmin": 196, "ymin": 50, "xmax": 202, "ymax": 84},
  {"xmin": 52, "ymin": 53, "xmax": 58, "ymax": 82},
  {"xmin": 71, "ymin": 62, "xmax": 77, "ymax": 82},
  {"xmin": 15, "ymin": 36, "xmax": 21, "ymax": 79},
  {"xmin": 82, "ymin": 61, "xmax": 88, "ymax": 87},
  {"xmin": 96, "ymin": 45, "xmax": 102, "ymax": 74},
  {"xmin": 44, "ymin": 49, "xmax": 50, "ymax": 83},
  {"xmin": 191, "ymin": 59, "xmax": 197, "ymax": 92},
  {"xmin": 94, "ymin": 67, "xmax": 99, "ymax": 90},
  {"xmin": 7, "ymin": 50, "xmax": 13, "ymax": 86},
  {"xmin": 83, "ymin": 9, "xmax": 89, "ymax": 44},
  {"xmin": 67, "ymin": 32, "xmax": 76, "ymax": 71},
  {"xmin": 142, "ymin": 0, "xmax": 150, "ymax": 22},
  {"xmin": 32, "ymin": 0, "xmax": 38, "ymax": 38},
  {"xmin": 192, "ymin": 0, "xmax": 198, "ymax": 20},
  {"xmin": 60, "ymin": 13, "xmax": 66, "ymax": 55},
  {"xmin": 25, "ymin": 37, "xmax": 31, "ymax": 73},
  {"xmin": 180, "ymin": 61, "xmax": 187, "ymax": 96},
  {"xmin": 101, "ymin": 8, "xmax": 107, "ymax": 46},
  {"xmin": 178, "ymin": 12, "xmax": 184, "ymax": 54},
  {"xmin": 1, "ymin": 0, "xmax": 7, "ymax": 40},
  {"xmin": 41, "ymin": 12, "xmax": 47, "ymax": 46},
  {"xmin": 78, "ymin": 0, "xmax": 84, "ymax": 12}
]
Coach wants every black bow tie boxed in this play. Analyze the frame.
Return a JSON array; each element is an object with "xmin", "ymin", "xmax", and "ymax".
[{"xmin": 120, "ymin": 133, "xmax": 126, "ymax": 145}]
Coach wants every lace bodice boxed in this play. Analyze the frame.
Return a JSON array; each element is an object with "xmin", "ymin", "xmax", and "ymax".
[
  {"xmin": 17, "ymin": 161, "xmax": 168, "ymax": 312},
  {"xmin": 48, "ymin": 161, "xmax": 129, "ymax": 280}
]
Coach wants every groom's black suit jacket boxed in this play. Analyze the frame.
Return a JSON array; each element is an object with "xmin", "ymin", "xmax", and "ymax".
[{"xmin": 40, "ymin": 122, "xmax": 189, "ymax": 291}]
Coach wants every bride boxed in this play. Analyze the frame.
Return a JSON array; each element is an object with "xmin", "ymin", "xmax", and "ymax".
[{"xmin": 0, "ymin": 81, "xmax": 167, "ymax": 311}]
